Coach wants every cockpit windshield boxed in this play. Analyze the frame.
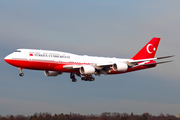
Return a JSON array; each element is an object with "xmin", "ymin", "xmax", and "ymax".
[{"xmin": 15, "ymin": 50, "xmax": 21, "ymax": 52}]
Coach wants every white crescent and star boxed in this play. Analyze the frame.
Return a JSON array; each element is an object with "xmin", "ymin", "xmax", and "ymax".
[{"xmin": 146, "ymin": 44, "xmax": 156, "ymax": 54}]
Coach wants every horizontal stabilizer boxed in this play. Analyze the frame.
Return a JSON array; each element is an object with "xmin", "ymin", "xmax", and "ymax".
[
  {"xmin": 128, "ymin": 55, "xmax": 174, "ymax": 66},
  {"xmin": 142, "ymin": 60, "xmax": 173, "ymax": 66},
  {"xmin": 157, "ymin": 55, "xmax": 175, "ymax": 60}
]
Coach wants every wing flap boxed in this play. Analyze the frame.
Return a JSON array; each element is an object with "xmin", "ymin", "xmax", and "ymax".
[
  {"xmin": 63, "ymin": 65, "xmax": 81, "ymax": 69},
  {"xmin": 96, "ymin": 63, "xmax": 113, "ymax": 67}
]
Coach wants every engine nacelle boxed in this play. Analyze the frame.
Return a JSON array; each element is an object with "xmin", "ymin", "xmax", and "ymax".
[
  {"xmin": 44, "ymin": 71, "xmax": 63, "ymax": 76},
  {"xmin": 113, "ymin": 63, "xmax": 128, "ymax": 72},
  {"xmin": 80, "ymin": 65, "xmax": 95, "ymax": 75}
]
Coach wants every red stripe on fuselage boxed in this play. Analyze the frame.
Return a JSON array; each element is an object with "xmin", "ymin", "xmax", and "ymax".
[
  {"xmin": 4, "ymin": 59, "xmax": 156, "ymax": 74},
  {"xmin": 4, "ymin": 59, "xmax": 82, "ymax": 73}
]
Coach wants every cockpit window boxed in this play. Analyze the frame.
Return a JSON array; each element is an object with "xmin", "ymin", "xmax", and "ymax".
[{"xmin": 15, "ymin": 50, "xmax": 21, "ymax": 52}]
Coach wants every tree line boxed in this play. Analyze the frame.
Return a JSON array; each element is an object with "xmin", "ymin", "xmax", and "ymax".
[{"xmin": 0, "ymin": 112, "xmax": 179, "ymax": 120}]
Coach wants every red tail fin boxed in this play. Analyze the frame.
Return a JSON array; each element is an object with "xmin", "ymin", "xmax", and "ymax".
[{"xmin": 131, "ymin": 37, "xmax": 161, "ymax": 60}]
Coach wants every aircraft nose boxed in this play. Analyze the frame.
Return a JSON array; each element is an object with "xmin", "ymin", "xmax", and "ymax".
[{"xmin": 4, "ymin": 54, "xmax": 12, "ymax": 62}]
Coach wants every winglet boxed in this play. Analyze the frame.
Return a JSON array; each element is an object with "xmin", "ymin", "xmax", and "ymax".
[{"xmin": 131, "ymin": 37, "xmax": 161, "ymax": 60}]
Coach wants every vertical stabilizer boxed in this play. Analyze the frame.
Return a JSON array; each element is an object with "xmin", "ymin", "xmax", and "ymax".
[{"xmin": 131, "ymin": 37, "xmax": 161, "ymax": 60}]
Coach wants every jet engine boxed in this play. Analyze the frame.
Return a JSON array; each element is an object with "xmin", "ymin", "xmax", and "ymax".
[
  {"xmin": 80, "ymin": 65, "xmax": 95, "ymax": 74},
  {"xmin": 44, "ymin": 71, "xmax": 63, "ymax": 76},
  {"xmin": 113, "ymin": 63, "xmax": 128, "ymax": 72}
]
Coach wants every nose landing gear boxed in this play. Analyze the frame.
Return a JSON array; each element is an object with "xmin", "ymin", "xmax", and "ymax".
[{"xmin": 19, "ymin": 68, "xmax": 24, "ymax": 76}]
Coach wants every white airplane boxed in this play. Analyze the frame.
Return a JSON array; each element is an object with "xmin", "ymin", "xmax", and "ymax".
[{"xmin": 4, "ymin": 37, "xmax": 173, "ymax": 82}]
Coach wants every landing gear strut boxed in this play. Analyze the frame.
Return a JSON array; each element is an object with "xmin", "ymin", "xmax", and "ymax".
[
  {"xmin": 19, "ymin": 67, "xmax": 24, "ymax": 77},
  {"xmin": 70, "ymin": 73, "xmax": 77, "ymax": 82},
  {"xmin": 81, "ymin": 75, "xmax": 95, "ymax": 81}
]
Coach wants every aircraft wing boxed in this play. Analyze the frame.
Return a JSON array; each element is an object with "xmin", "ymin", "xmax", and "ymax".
[
  {"xmin": 95, "ymin": 55, "xmax": 174, "ymax": 68},
  {"xmin": 96, "ymin": 63, "xmax": 114, "ymax": 67},
  {"xmin": 95, "ymin": 55, "xmax": 174, "ymax": 67},
  {"xmin": 63, "ymin": 63, "xmax": 113, "ymax": 70},
  {"xmin": 63, "ymin": 55, "xmax": 174, "ymax": 72}
]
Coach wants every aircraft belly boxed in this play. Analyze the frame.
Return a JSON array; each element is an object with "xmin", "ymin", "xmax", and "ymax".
[
  {"xmin": 5, "ymin": 59, "xmax": 32, "ymax": 68},
  {"xmin": 5, "ymin": 59, "xmax": 58, "ymax": 70},
  {"xmin": 6, "ymin": 59, "xmax": 81, "ymax": 73}
]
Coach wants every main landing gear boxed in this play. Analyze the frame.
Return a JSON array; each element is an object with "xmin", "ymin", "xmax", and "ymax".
[
  {"xmin": 19, "ymin": 67, "xmax": 24, "ymax": 76},
  {"xmin": 70, "ymin": 73, "xmax": 77, "ymax": 82},
  {"xmin": 81, "ymin": 75, "xmax": 95, "ymax": 81},
  {"xmin": 70, "ymin": 73, "xmax": 95, "ymax": 82}
]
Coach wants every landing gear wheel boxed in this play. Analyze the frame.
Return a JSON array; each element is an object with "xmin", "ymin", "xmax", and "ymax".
[
  {"xmin": 19, "ymin": 73, "xmax": 24, "ymax": 76},
  {"xmin": 81, "ymin": 75, "xmax": 95, "ymax": 81},
  {"xmin": 90, "ymin": 77, "xmax": 95, "ymax": 81},
  {"xmin": 72, "ymin": 79, "xmax": 77, "ymax": 82}
]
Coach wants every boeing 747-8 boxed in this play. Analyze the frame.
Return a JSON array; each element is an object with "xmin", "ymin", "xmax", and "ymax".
[{"xmin": 4, "ymin": 37, "xmax": 173, "ymax": 82}]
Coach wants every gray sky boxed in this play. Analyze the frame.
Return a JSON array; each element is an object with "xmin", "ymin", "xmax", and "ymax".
[{"xmin": 0, "ymin": 0, "xmax": 179, "ymax": 116}]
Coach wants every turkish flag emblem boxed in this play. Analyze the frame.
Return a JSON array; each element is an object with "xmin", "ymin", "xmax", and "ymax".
[{"xmin": 29, "ymin": 53, "xmax": 33, "ymax": 56}]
